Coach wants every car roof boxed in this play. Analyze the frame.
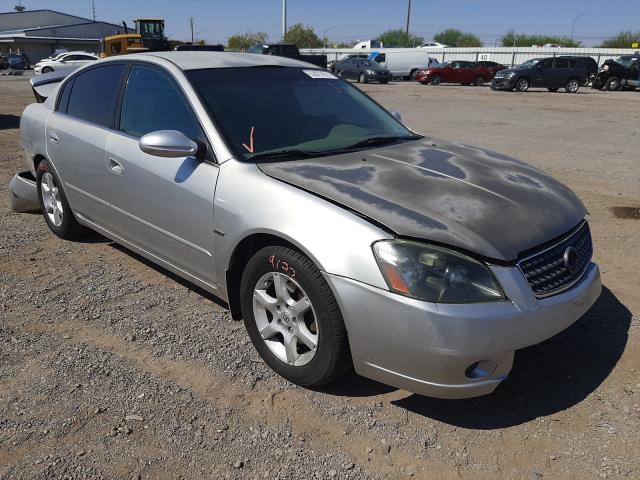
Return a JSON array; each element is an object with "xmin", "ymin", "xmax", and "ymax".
[{"xmin": 118, "ymin": 51, "xmax": 313, "ymax": 70}]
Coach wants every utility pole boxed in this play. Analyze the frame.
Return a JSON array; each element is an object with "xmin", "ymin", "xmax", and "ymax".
[
  {"xmin": 282, "ymin": 0, "xmax": 287, "ymax": 40},
  {"xmin": 91, "ymin": 0, "xmax": 96, "ymax": 21},
  {"xmin": 190, "ymin": 17, "xmax": 194, "ymax": 44},
  {"xmin": 405, "ymin": 0, "xmax": 412, "ymax": 39}
]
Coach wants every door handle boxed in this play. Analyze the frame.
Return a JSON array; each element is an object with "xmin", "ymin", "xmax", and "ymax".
[
  {"xmin": 108, "ymin": 157, "xmax": 124, "ymax": 175},
  {"xmin": 49, "ymin": 132, "xmax": 59, "ymax": 144}
]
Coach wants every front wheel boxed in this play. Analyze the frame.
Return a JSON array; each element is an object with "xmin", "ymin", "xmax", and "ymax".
[
  {"xmin": 36, "ymin": 159, "xmax": 86, "ymax": 239},
  {"xmin": 240, "ymin": 246, "xmax": 351, "ymax": 387},
  {"xmin": 42, "ymin": 66, "xmax": 53, "ymax": 74},
  {"xmin": 515, "ymin": 77, "xmax": 530, "ymax": 92},
  {"xmin": 430, "ymin": 74, "xmax": 441, "ymax": 85},
  {"xmin": 565, "ymin": 78, "xmax": 580, "ymax": 93},
  {"xmin": 358, "ymin": 73, "xmax": 367, "ymax": 84},
  {"xmin": 605, "ymin": 77, "xmax": 621, "ymax": 91}
]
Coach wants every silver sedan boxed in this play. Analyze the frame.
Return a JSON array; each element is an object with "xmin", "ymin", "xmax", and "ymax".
[{"xmin": 11, "ymin": 52, "xmax": 601, "ymax": 399}]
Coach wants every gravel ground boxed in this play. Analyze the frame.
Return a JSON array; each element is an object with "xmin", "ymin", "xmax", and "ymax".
[{"xmin": 1, "ymin": 73, "xmax": 639, "ymax": 480}]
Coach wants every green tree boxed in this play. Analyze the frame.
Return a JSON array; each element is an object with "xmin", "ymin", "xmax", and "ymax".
[
  {"xmin": 227, "ymin": 31, "xmax": 268, "ymax": 50},
  {"xmin": 283, "ymin": 23, "xmax": 323, "ymax": 48},
  {"xmin": 377, "ymin": 29, "xmax": 424, "ymax": 47},
  {"xmin": 433, "ymin": 28, "xmax": 483, "ymax": 47},
  {"xmin": 600, "ymin": 31, "xmax": 640, "ymax": 48},
  {"xmin": 500, "ymin": 30, "xmax": 581, "ymax": 48}
]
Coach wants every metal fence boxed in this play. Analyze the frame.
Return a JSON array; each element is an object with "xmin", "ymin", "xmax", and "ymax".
[{"xmin": 300, "ymin": 47, "xmax": 639, "ymax": 68}]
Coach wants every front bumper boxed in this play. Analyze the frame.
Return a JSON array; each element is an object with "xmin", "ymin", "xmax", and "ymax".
[
  {"xmin": 366, "ymin": 72, "xmax": 391, "ymax": 82},
  {"xmin": 325, "ymin": 261, "xmax": 601, "ymax": 399},
  {"xmin": 491, "ymin": 77, "xmax": 517, "ymax": 90},
  {"xmin": 9, "ymin": 171, "xmax": 39, "ymax": 212}
]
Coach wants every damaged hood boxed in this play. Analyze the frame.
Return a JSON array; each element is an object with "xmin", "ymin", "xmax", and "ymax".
[{"xmin": 257, "ymin": 139, "xmax": 586, "ymax": 261}]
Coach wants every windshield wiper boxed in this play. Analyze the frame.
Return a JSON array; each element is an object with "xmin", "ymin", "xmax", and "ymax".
[
  {"xmin": 336, "ymin": 134, "xmax": 422, "ymax": 151},
  {"xmin": 248, "ymin": 148, "xmax": 324, "ymax": 161}
]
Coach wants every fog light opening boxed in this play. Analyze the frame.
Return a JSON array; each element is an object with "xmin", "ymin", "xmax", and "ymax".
[{"xmin": 465, "ymin": 359, "xmax": 497, "ymax": 380}]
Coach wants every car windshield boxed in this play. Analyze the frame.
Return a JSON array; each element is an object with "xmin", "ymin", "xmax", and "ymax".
[
  {"xmin": 614, "ymin": 56, "xmax": 638, "ymax": 67},
  {"xmin": 187, "ymin": 67, "xmax": 417, "ymax": 160},
  {"xmin": 516, "ymin": 59, "xmax": 541, "ymax": 69}
]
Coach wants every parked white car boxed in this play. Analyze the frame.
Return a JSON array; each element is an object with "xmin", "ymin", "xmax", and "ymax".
[
  {"xmin": 418, "ymin": 42, "xmax": 449, "ymax": 48},
  {"xmin": 34, "ymin": 51, "xmax": 98, "ymax": 75}
]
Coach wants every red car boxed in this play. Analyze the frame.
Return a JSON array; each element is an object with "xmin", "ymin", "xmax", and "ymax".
[{"xmin": 415, "ymin": 60, "xmax": 504, "ymax": 86}]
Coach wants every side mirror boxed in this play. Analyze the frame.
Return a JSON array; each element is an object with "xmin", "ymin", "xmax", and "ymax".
[
  {"xmin": 139, "ymin": 130, "xmax": 199, "ymax": 158},
  {"xmin": 391, "ymin": 111, "xmax": 402, "ymax": 122}
]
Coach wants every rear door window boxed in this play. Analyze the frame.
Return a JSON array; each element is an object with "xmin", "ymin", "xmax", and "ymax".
[
  {"xmin": 555, "ymin": 58, "xmax": 570, "ymax": 69},
  {"xmin": 66, "ymin": 64, "xmax": 125, "ymax": 127}
]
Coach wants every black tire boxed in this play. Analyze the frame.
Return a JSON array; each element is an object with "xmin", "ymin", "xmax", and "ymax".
[
  {"xmin": 35, "ymin": 158, "xmax": 86, "ymax": 239},
  {"xmin": 474, "ymin": 76, "xmax": 485, "ymax": 86},
  {"xmin": 547, "ymin": 87, "xmax": 559, "ymax": 92},
  {"xmin": 409, "ymin": 69, "xmax": 418, "ymax": 81},
  {"xmin": 565, "ymin": 78, "xmax": 580, "ymax": 93},
  {"xmin": 515, "ymin": 77, "xmax": 530, "ymax": 92},
  {"xmin": 605, "ymin": 77, "xmax": 621, "ymax": 91},
  {"xmin": 240, "ymin": 246, "xmax": 351, "ymax": 387},
  {"xmin": 336, "ymin": 70, "xmax": 343, "ymax": 79},
  {"xmin": 42, "ymin": 66, "xmax": 53, "ymax": 74},
  {"xmin": 430, "ymin": 74, "xmax": 441, "ymax": 85},
  {"xmin": 358, "ymin": 73, "xmax": 367, "ymax": 84}
]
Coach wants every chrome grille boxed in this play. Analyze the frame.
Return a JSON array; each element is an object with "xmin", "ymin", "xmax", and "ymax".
[{"xmin": 518, "ymin": 221, "xmax": 593, "ymax": 298}]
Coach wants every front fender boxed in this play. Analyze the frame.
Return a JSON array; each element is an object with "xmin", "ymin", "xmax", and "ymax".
[{"xmin": 213, "ymin": 160, "xmax": 392, "ymax": 295}]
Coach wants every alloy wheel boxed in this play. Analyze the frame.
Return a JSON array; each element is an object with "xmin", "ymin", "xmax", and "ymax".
[
  {"xmin": 40, "ymin": 172, "xmax": 63, "ymax": 227},
  {"xmin": 252, "ymin": 272, "xmax": 319, "ymax": 367},
  {"xmin": 516, "ymin": 78, "xmax": 529, "ymax": 92},
  {"xmin": 566, "ymin": 79, "xmax": 580, "ymax": 93}
]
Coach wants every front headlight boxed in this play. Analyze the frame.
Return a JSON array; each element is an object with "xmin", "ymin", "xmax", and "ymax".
[
  {"xmin": 366, "ymin": 69, "xmax": 376, "ymax": 75},
  {"xmin": 603, "ymin": 64, "xmax": 610, "ymax": 71},
  {"xmin": 373, "ymin": 240, "xmax": 505, "ymax": 303},
  {"xmin": 505, "ymin": 71, "xmax": 516, "ymax": 78}
]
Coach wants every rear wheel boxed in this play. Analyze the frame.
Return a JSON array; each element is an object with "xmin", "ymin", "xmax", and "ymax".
[
  {"xmin": 36, "ymin": 158, "xmax": 86, "ymax": 239},
  {"xmin": 565, "ymin": 78, "xmax": 580, "ymax": 93},
  {"xmin": 240, "ymin": 246, "xmax": 351, "ymax": 387},
  {"xmin": 474, "ymin": 75, "xmax": 485, "ymax": 86},
  {"xmin": 408, "ymin": 69, "xmax": 418, "ymax": 81},
  {"xmin": 605, "ymin": 77, "xmax": 621, "ymax": 91},
  {"xmin": 430, "ymin": 74, "xmax": 441, "ymax": 85},
  {"xmin": 515, "ymin": 77, "xmax": 530, "ymax": 92}
]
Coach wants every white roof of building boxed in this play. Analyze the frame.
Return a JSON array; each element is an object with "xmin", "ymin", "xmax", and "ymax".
[{"xmin": 124, "ymin": 51, "xmax": 316, "ymax": 70}]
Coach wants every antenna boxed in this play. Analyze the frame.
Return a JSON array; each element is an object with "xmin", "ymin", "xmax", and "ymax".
[
  {"xmin": 14, "ymin": 0, "xmax": 26, "ymax": 12},
  {"xmin": 91, "ymin": 0, "xmax": 96, "ymax": 21}
]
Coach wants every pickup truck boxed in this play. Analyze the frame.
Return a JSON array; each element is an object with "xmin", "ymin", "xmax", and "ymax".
[
  {"xmin": 247, "ymin": 43, "xmax": 327, "ymax": 69},
  {"xmin": 591, "ymin": 54, "xmax": 640, "ymax": 91}
]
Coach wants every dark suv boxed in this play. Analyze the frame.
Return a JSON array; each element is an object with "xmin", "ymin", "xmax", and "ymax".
[{"xmin": 491, "ymin": 56, "xmax": 597, "ymax": 93}]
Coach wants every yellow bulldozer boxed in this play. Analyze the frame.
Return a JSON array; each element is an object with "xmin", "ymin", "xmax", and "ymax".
[{"xmin": 102, "ymin": 18, "xmax": 170, "ymax": 58}]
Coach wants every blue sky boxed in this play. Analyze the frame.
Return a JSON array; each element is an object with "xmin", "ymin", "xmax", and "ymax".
[{"xmin": 5, "ymin": 0, "xmax": 639, "ymax": 46}]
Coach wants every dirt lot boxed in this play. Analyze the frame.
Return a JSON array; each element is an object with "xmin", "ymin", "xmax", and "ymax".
[{"xmin": 1, "ymin": 73, "xmax": 639, "ymax": 480}]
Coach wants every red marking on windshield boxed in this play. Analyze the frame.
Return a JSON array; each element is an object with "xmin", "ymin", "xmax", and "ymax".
[{"xmin": 242, "ymin": 126, "xmax": 255, "ymax": 153}]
